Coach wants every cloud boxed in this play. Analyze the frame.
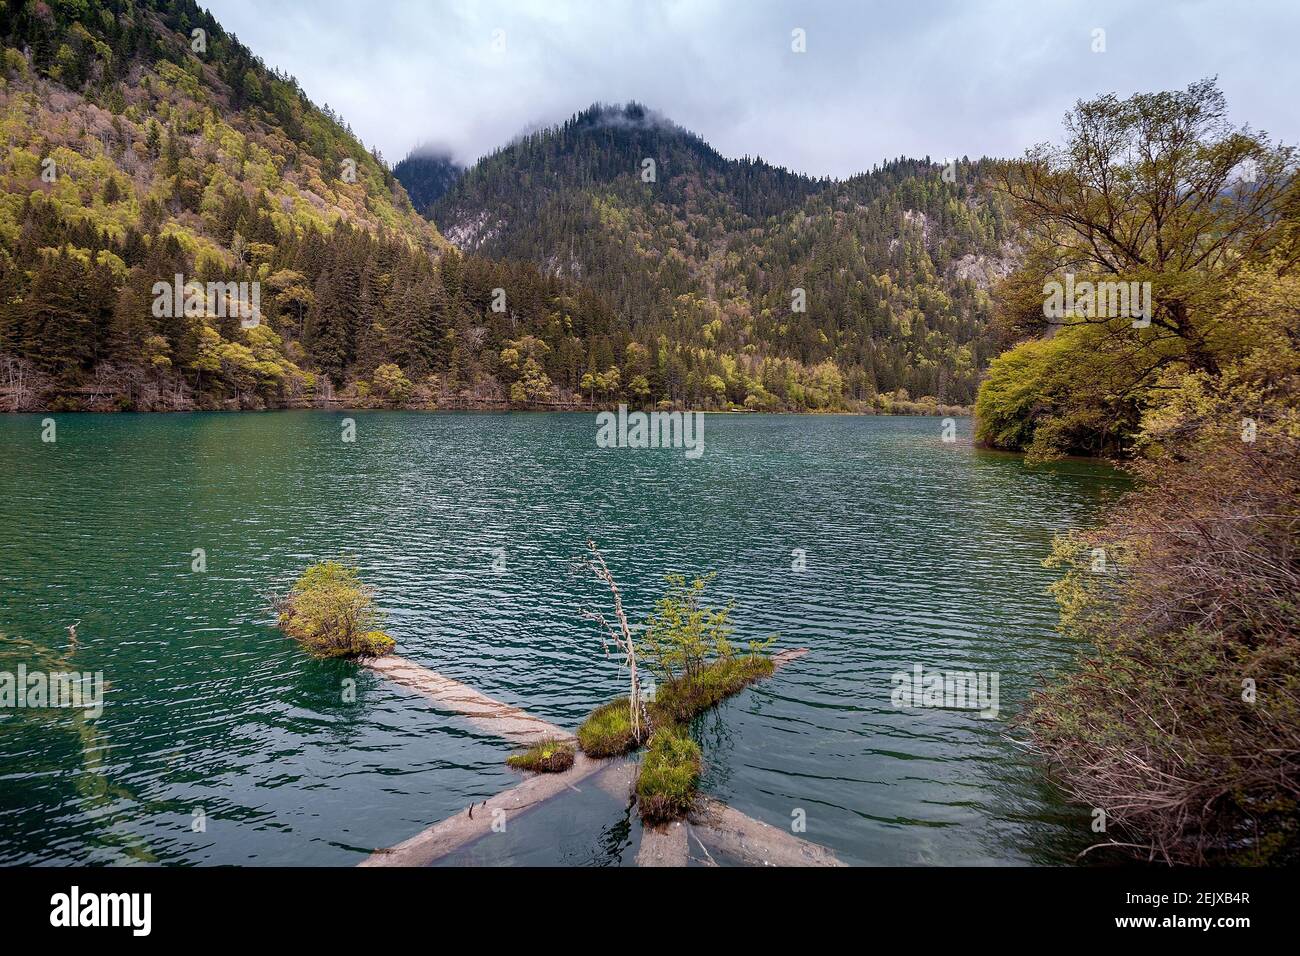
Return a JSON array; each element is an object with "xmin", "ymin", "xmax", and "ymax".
[
  {"xmin": 206, "ymin": 0, "xmax": 1300, "ymax": 178},
  {"xmin": 407, "ymin": 141, "xmax": 462, "ymax": 163}
]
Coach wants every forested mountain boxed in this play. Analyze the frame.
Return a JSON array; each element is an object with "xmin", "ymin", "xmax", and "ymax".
[
  {"xmin": 1, "ymin": 4, "xmax": 1006, "ymax": 413},
  {"xmin": 427, "ymin": 102, "xmax": 1017, "ymax": 408},
  {"xmin": 0, "ymin": 0, "xmax": 620, "ymax": 411},
  {"xmin": 392, "ymin": 151, "xmax": 463, "ymax": 216}
]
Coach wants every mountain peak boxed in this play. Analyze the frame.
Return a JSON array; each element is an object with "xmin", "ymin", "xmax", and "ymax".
[
  {"xmin": 572, "ymin": 101, "xmax": 684, "ymax": 135},
  {"xmin": 393, "ymin": 151, "xmax": 465, "ymax": 215}
]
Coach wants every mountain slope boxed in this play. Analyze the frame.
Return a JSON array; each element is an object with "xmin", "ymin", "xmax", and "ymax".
[
  {"xmin": 2, "ymin": 8, "xmax": 1008, "ymax": 414},
  {"xmin": 0, "ymin": 0, "xmax": 620, "ymax": 411},
  {"xmin": 2, "ymin": 0, "xmax": 441, "ymax": 249},
  {"xmin": 429, "ymin": 102, "xmax": 1015, "ymax": 406},
  {"xmin": 393, "ymin": 151, "xmax": 463, "ymax": 215}
]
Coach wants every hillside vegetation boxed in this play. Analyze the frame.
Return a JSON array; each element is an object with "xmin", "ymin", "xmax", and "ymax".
[
  {"xmin": 419, "ymin": 103, "xmax": 1017, "ymax": 411},
  {"xmin": 2, "ymin": 3, "xmax": 1009, "ymax": 415},
  {"xmin": 0, "ymin": 0, "xmax": 617, "ymax": 411},
  {"xmin": 986, "ymin": 80, "xmax": 1300, "ymax": 864},
  {"xmin": 391, "ymin": 151, "xmax": 463, "ymax": 216}
]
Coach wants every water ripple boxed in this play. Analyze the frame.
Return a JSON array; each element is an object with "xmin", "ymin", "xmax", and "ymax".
[{"xmin": 0, "ymin": 412, "xmax": 1125, "ymax": 865}]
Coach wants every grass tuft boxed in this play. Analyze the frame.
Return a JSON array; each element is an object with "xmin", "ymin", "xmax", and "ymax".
[
  {"xmin": 576, "ymin": 697, "xmax": 640, "ymax": 757},
  {"xmin": 356, "ymin": 630, "xmax": 396, "ymax": 657},
  {"xmin": 576, "ymin": 653, "xmax": 776, "ymax": 759},
  {"xmin": 648, "ymin": 654, "xmax": 774, "ymax": 726},
  {"xmin": 636, "ymin": 725, "xmax": 701, "ymax": 824},
  {"xmin": 506, "ymin": 738, "xmax": 576, "ymax": 774}
]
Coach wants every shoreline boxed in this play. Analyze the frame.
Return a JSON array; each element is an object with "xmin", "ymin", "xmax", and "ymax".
[
  {"xmin": 970, "ymin": 442, "xmax": 1122, "ymax": 467},
  {"xmin": 3, "ymin": 405, "xmax": 973, "ymax": 418}
]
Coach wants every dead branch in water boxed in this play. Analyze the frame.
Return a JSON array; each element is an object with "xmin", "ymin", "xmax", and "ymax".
[{"xmin": 578, "ymin": 540, "xmax": 645, "ymax": 743}]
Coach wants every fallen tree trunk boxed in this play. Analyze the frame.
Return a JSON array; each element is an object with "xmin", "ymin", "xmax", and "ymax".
[
  {"xmin": 360, "ymin": 752, "xmax": 608, "ymax": 867},
  {"xmin": 688, "ymin": 797, "xmax": 845, "ymax": 867},
  {"xmin": 362, "ymin": 646, "xmax": 827, "ymax": 867},
  {"xmin": 366, "ymin": 654, "xmax": 572, "ymax": 745}
]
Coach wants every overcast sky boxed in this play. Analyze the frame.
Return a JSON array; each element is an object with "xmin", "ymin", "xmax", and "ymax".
[{"xmin": 204, "ymin": 0, "xmax": 1299, "ymax": 178}]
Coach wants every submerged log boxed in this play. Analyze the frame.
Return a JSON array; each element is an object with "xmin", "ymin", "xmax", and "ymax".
[
  {"xmin": 688, "ymin": 797, "xmax": 845, "ymax": 867},
  {"xmin": 771, "ymin": 647, "xmax": 809, "ymax": 668},
  {"xmin": 636, "ymin": 820, "xmax": 689, "ymax": 867},
  {"xmin": 365, "ymin": 654, "xmax": 572, "ymax": 745},
  {"xmin": 592, "ymin": 758, "xmax": 637, "ymax": 800},
  {"xmin": 360, "ymin": 752, "xmax": 608, "ymax": 867},
  {"xmin": 362, "ymin": 646, "xmax": 821, "ymax": 866}
]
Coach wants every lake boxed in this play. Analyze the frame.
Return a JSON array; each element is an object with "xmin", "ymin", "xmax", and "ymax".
[{"xmin": 0, "ymin": 412, "xmax": 1125, "ymax": 865}]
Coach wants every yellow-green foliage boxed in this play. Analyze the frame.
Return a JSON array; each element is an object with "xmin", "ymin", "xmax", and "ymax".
[
  {"xmin": 0, "ymin": 42, "xmax": 442, "ymax": 281},
  {"xmin": 184, "ymin": 318, "xmax": 308, "ymax": 401},
  {"xmin": 641, "ymin": 572, "xmax": 735, "ymax": 684},
  {"xmin": 370, "ymin": 363, "xmax": 413, "ymax": 405},
  {"xmin": 974, "ymin": 260, "xmax": 1295, "ymax": 459},
  {"xmin": 974, "ymin": 322, "xmax": 1158, "ymax": 461},
  {"xmin": 2, "ymin": 47, "xmax": 27, "ymax": 78},
  {"xmin": 973, "ymin": 335, "xmax": 1062, "ymax": 453},
  {"xmin": 977, "ymin": 81, "xmax": 1294, "ymax": 460},
  {"xmin": 275, "ymin": 560, "xmax": 394, "ymax": 659},
  {"xmin": 37, "ymin": 244, "xmax": 127, "ymax": 278},
  {"xmin": 639, "ymin": 570, "xmax": 777, "ymax": 715}
]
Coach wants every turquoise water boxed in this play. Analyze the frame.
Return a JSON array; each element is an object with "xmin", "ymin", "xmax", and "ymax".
[{"xmin": 0, "ymin": 412, "xmax": 1125, "ymax": 865}]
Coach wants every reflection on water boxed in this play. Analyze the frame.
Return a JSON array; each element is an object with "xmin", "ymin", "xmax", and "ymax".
[{"xmin": 0, "ymin": 412, "xmax": 1124, "ymax": 865}]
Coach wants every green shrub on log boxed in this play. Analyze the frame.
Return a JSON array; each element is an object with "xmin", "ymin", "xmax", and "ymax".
[{"xmin": 275, "ymin": 560, "xmax": 395, "ymax": 659}]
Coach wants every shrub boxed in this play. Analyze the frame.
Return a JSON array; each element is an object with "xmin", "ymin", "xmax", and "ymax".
[
  {"xmin": 639, "ymin": 572, "xmax": 774, "ymax": 723},
  {"xmin": 973, "ymin": 336, "xmax": 1057, "ymax": 452},
  {"xmin": 354, "ymin": 630, "xmax": 397, "ymax": 657},
  {"xmin": 371, "ymin": 363, "xmax": 412, "ymax": 405},
  {"xmin": 973, "ymin": 324, "xmax": 1150, "ymax": 461},
  {"xmin": 1024, "ymin": 389, "xmax": 1300, "ymax": 864},
  {"xmin": 636, "ymin": 725, "xmax": 701, "ymax": 824},
  {"xmin": 641, "ymin": 572, "xmax": 734, "ymax": 684},
  {"xmin": 578, "ymin": 567, "xmax": 776, "ymax": 756},
  {"xmin": 506, "ymin": 739, "xmax": 576, "ymax": 774},
  {"xmin": 275, "ymin": 560, "xmax": 395, "ymax": 659}
]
